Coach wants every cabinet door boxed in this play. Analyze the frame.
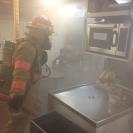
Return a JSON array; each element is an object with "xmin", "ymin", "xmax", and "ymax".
[{"xmin": 88, "ymin": 0, "xmax": 110, "ymax": 12}]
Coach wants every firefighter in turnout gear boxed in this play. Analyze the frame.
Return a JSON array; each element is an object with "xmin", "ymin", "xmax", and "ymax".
[{"xmin": 3, "ymin": 15, "xmax": 53, "ymax": 133}]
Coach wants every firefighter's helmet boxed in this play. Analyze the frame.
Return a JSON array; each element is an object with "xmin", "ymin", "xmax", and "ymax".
[{"xmin": 27, "ymin": 15, "xmax": 53, "ymax": 35}]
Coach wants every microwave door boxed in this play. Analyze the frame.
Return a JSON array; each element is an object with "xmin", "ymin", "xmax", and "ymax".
[
  {"xmin": 116, "ymin": 24, "xmax": 131, "ymax": 57},
  {"xmin": 88, "ymin": 24, "xmax": 116, "ymax": 55}
]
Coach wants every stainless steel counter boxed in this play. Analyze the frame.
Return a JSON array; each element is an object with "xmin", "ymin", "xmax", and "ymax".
[{"xmin": 49, "ymin": 84, "xmax": 133, "ymax": 127}]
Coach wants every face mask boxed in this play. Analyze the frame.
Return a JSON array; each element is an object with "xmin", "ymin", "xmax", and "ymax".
[
  {"xmin": 42, "ymin": 36, "xmax": 52, "ymax": 50},
  {"xmin": 27, "ymin": 27, "xmax": 52, "ymax": 50}
]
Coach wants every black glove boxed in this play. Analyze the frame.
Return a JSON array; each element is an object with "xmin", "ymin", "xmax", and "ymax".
[{"xmin": 8, "ymin": 96, "xmax": 24, "ymax": 111}]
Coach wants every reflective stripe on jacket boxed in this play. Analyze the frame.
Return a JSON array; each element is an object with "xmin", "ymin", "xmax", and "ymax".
[{"xmin": 11, "ymin": 41, "xmax": 36, "ymax": 96}]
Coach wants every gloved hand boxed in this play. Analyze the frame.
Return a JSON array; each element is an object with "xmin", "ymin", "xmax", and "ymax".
[
  {"xmin": 0, "ymin": 93, "xmax": 12, "ymax": 102},
  {"xmin": 8, "ymin": 95, "xmax": 24, "ymax": 111},
  {"xmin": 0, "ymin": 91, "xmax": 17, "ymax": 102}
]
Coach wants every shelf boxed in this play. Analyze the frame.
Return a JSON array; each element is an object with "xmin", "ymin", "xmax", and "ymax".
[
  {"xmin": 88, "ymin": 10, "xmax": 131, "ymax": 17},
  {"xmin": 84, "ymin": 51, "xmax": 129, "ymax": 63}
]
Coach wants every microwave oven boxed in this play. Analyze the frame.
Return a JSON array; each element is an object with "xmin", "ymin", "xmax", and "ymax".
[{"xmin": 87, "ymin": 15, "xmax": 132, "ymax": 58}]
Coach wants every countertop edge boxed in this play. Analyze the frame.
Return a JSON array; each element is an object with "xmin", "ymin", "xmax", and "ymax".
[{"xmin": 48, "ymin": 84, "xmax": 133, "ymax": 127}]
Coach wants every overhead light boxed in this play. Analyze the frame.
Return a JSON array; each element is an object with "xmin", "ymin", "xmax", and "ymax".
[
  {"xmin": 42, "ymin": 0, "xmax": 61, "ymax": 7},
  {"xmin": 59, "ymin": 5, "xmax": 83, "ymax": 18},
  {"xmin": 115, "ymin": 0, "xmax": 131, "ymax": 4},
  {"xmin": 43, "ymin": 0, "xmax": 56, "ymax": 6}
]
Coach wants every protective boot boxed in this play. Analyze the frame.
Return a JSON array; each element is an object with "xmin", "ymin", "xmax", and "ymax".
[{"xmin": 3, "ymin": 111, "xmax": 28, "ymax": 133}]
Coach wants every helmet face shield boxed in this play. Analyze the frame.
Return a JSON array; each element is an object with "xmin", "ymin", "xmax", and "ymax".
[{"xmin": 27, "ymin": 23, "xmax": 54, "ymax": 35}]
